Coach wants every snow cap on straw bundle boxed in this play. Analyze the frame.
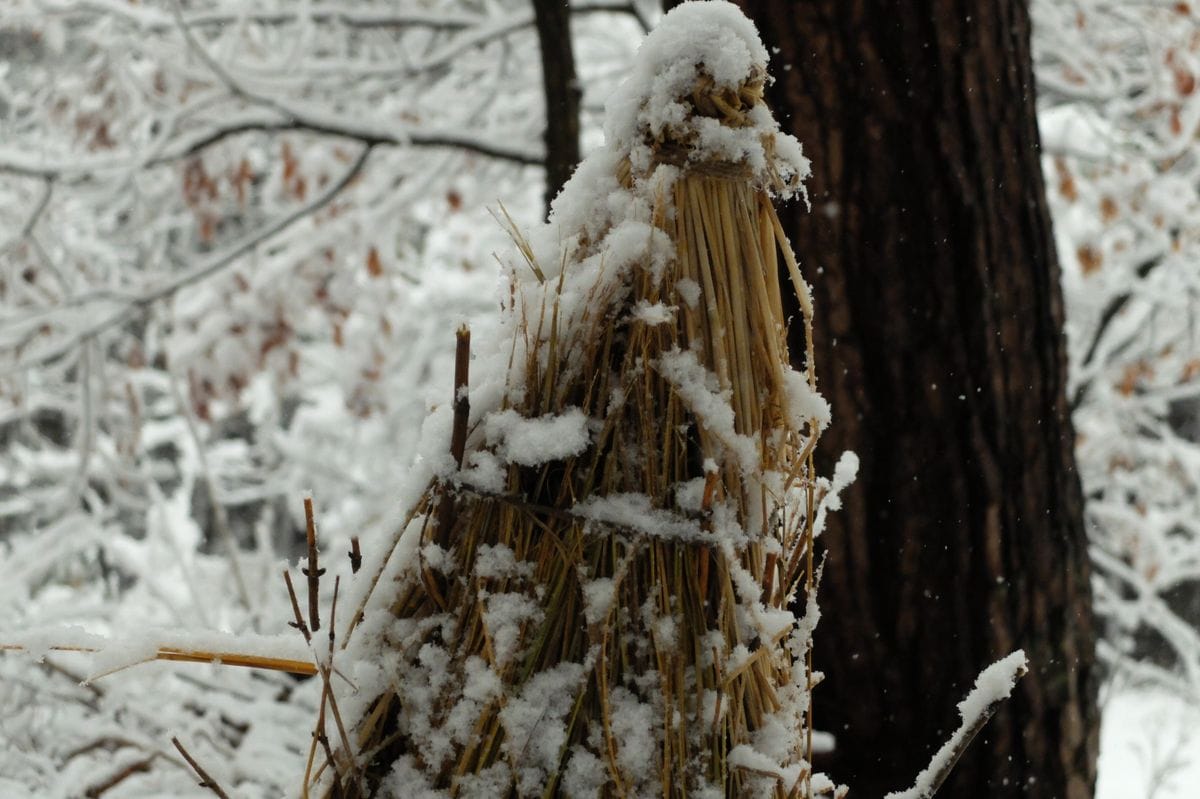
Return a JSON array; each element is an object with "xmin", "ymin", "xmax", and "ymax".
[
  {"xmin": 534, "ymin": 1, "xmax": 810, "ymax": 274},
  {"xmin": 604, "ymin": 1, "xmax": 809, "ymax": 188},
  {"xmin": 324, "ymin": 3, "xmax": 851, "ymax": 797}
]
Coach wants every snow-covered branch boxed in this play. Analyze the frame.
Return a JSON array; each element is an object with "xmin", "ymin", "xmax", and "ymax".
[{"xmin": 885, "ymin": 651, "xmax": 1029, "ymax": 799}]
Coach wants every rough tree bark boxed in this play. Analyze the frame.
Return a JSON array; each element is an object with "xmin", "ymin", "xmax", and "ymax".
[
  {"xmin": 727, "ymin": 1, "xmax": 1100, "ymax": 797},
  {"xmin": 532, "ymin": 0, "xmax": 581, "ymax": 217}
]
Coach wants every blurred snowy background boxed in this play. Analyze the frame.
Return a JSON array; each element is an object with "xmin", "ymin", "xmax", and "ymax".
[{"xmin": 0, "ymin": 0, "xmax": 1197, "ymax": 796}]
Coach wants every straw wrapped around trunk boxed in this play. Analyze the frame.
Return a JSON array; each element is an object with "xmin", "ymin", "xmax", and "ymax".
[{"xmin": 320, "ymin": 4, "xmax": 845, "ymax": 797}]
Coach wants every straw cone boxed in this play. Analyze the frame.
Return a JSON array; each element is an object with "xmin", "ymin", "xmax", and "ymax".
[{"xmin": 318, "ymin": 6, "xmax": 839, "ymax": 798}]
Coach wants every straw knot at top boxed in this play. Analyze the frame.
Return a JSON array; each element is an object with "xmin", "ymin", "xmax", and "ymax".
[
  {"xmin": 602, "ymin": 1, "xmax": 809, "ymax": 196},
  {"xmin": 688, "ymin": 66, "xmax": 766, "ymax": 129}
]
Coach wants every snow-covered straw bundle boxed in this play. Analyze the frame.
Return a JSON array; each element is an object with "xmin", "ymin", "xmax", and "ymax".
[{"xmin": 325, "ymin": 4, "xmax": 852, "ymax": 797}]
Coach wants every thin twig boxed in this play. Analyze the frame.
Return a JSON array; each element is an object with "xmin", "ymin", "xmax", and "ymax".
[
  {"xmin": 20, "ymin": 2, "xmax": 480, "ymax": 32},
  {"xmin": 328, "ymin": 576, "xmax": 341, "ymax": 668},
  {"xmin": 0, "ymin": 118, "xmax": 540, "ymax": 180},
  {"xmin": 450, "ymin": 325, "xmax": 472, "ymax": 470},
  {"xmin": 0, "ymin": 177, "xmax": 53, "ymax": 257},
  {"xmin": 284, "ymin": 570, "xmax": 312, "ymax": 644},
  {"xmin": 84, "ymin": 756, "xmax": 157, "ymax": 798},
  {"xmin": 163, "ymin": 118, "xmax": 544, "ymax": 169},
  {"xmin": 4, "ymin": 145, "xmax": 372, "ymax": 372},
  {"xmin": 1071, "ymin": 254, "xmax": 1161, "ymax": 409},
  {"xmin": 20, "ymin": 0, "xmax": 643, "ymax": 36},
  {"xmin": 42, "ymin": 657, "xmax": 104, "ymax": 702},
  {"xmin": 305, "ymin": 574, "xmax": 342, "ymax": 794},
  {"xmin": 170, "ymin": 0, "xmax": 543, "ymax": 166},
  {"xmin": 303, "ymin": 496, "xmax": 325, "ymax": 633},
  {"xmin": 166, "ymin": 364, "xmax": 253, "ymax": 612},
  {"xmin": 887, "ymin": 654, "xmax": 1030, "ymax": 799},
  {"xmin": 171, "ymin": 737, "xmax": 232, "ymax": 799},
  {"xmin": 318, "ymin": 577, "xmax": 360, "ymax": 792},
  {"xmin": 321, "ymin": 577, "xmax": 352, "ymax": 793}
]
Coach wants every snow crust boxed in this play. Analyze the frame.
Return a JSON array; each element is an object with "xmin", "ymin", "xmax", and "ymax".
[
  {"xmin": 657, "ymin": 348, "xmax": 760, "ymax": 472},
  {"xmin": 631, "ymin": 299, "xmax": 676, "ymax": 326},
  {"xmin": 485, "ymin": 407, "xmax": 591, "ymax": 466},
  {"xmin": 784, "ymin": 367, "xmax": 832, "ymax": 432},
  {"xmin": 574, "ymin": 492, "xmax": 706, "ymax": 541},
  {"xmin": 498, "ymin": 661, "xmax": 588, "ymax": 794},
  {"xmin": 580, "ymin": 576, "xmax": 617, "ymax": 626}
]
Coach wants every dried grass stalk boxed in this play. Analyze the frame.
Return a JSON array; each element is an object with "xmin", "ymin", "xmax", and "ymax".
[{"xmin": 0, "ymin": 643, "xmax": 317, "ymax": 678}]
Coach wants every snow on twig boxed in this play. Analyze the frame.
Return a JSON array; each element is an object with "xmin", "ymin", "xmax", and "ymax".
[{"xmin": 885, "ymin": 650, "xmax": 1030, "ymax": 799}]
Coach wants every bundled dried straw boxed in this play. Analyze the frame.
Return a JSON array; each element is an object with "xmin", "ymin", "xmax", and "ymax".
[{"xmin": 319, "ymin": 4, "xmax": 846, "ymax": 797}]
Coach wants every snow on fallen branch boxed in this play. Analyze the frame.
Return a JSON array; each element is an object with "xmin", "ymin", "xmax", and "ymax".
[{"xmin": 885, "ymin": 650, "xmax": 1029, "ymax": 799}]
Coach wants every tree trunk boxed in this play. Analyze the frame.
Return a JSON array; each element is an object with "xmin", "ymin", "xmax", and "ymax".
[
  {"xmin": 732, "ymin": 1, "xmax": 1100, "ymax": 797},
  {"xmin": 532, "ymin": 0, "xmax": 581, "ymax": 218}
]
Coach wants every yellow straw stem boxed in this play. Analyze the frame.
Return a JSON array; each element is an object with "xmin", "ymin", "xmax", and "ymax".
[{"xmin": 1, "ymin": 643, "xmax": 318, "ymax": 677}]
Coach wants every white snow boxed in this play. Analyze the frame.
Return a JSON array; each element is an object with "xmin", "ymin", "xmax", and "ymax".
[
  {"xmin": 580, "ymin": 576, "xmax": 617, "ymax": 626},
  {"xmin": 481, "ymin": 591, "xmax": 543, "ymax": 668},
  {"xmin": 574, "ymin": 492, "xmax": 704, "ymax": 541},
  {"xmin": 631, "ymin": 299, "xmax": 676, "ymax": 326},
  {"xmin": 729, "ymin": 743, "xmax": 805, "ymax": 790},
  {"xmin": 473, "ymin": 543, "xmax": 534, "ymax": 581},
  {"xmin": 498, "ymin": 662, "xmax": 587, "ymax": 794},
  {"xmin": 675, "ymin": 277, "xmax": 701, "ymax": 309},
  {"xmin": 607, "ymin": 686, "xmax": 658, "ymax": 787},
  {"xmin": 561, "ymin": 747, "xmax": 608, "ymax": 799},
  {"xmin": 458, "ymin": 450, "xmax": 507, "ymax": 494},
  {"xmin": 812, "ymin": 450, "xmax": 860, "ymax": 538},
  {"xmin": 485, "ymin": 407, "xmax": 591, "ymax": 466},
  {"xmin": 674, "ymin": 475, "xmax": 708, "ymax": 512},
  {"xmin": 783, "ymin": 367, "xmax": 831, "ymax": 433},
  {"xmin": 657, "ymin": 348, "xmax": 760, "ymax": 472},
  {"xmin": 1096, "ymin": 687, "xmax": 1200, "ymax": 799}
]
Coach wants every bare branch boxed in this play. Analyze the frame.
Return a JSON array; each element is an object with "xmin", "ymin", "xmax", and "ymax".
[
  {"xmin": 1070, "ymin": 254, "xmax": 1162, "ymax": 409},
  {"xmin": 83, "ymin": 756, "xmax": 157, "ymax": 798},
  {"xmin": 35, "ymin": 1, "xmax": 479, "ymax": 34},
  {"xmin": 3, "ymin": 145, "xmax": 372, "ymax": 372},
  {"xmin": 0, "ymin": 117, "xmax": 541, "ymax": 180},
  {"xmin": 284, "ymin": 570, "xmax": 312, "ymax": 645},
  {"xmin": 170, "ymin": 737, "xmax": 232, "ymax": 799},
  {"xmin": 166, "ymin": 363, "xmax": 253, "ymax": 612},
  {"xmin": 33, "ymin": 0, "xmax": 646, "ymax": 32},
  {"xmin": 157, "ymin": 117, "xmax": 546, "ymax": 167},
  {"xmin": 0, "ymin": 178, "xmax": 54, "ymax": 257}
]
